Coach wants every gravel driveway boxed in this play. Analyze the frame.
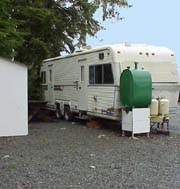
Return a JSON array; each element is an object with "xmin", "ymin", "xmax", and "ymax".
[{"xmin": 0, "ymin": 105, "xmax": 180, "ymax": 189}]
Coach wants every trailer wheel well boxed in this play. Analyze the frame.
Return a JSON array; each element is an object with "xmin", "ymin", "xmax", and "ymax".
[
  {"xmin": 55, "ymin": 103, "xmax": 60, "ymax": 110},
  {"xmin": 64, "ymin": 105, "xmax": 73, "ymax": 121},
  {"xmin": 55, "ymin": 103, "xmax": 61, "ymax": 119}
]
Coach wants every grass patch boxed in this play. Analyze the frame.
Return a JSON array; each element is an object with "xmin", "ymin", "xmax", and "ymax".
[
  {"xmin": 40, "ymin": 136, "xmax": 49, "ymax": 144},
  {"xmin": 8, "ymin": 163, "xmax": 17, "ymax": 169}
]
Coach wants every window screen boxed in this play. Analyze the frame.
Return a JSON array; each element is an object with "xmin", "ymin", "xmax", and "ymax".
[
  {"xmin": 89, "ymin": 66, "xmax": 95, "ymax": 84},
  {"xmin": 49, "ymin": 70, "xmax": 52, "ymax": 82},
  {"xmin": 41, "ymin": 71, "xmax": 46, "ymax": 84},
  {"xmin": 89, "ymin": 64, "xmax": 114, "ymax": 84},
  {"xmin": 95, "ymin": 65, "xmax": 102, "ymax": 84},
  {"xmin": 103, "ymin": 64, "xmax": 114, "ymax": 84},
  {"xmin": 81, "ymin": 66, "xmax": 85, "ymax": 81},
  {"xmin": 99, "ymin": 53, "xmax": 104, "ymax": 60}
]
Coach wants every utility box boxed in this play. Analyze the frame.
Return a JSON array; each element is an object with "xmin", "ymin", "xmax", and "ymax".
[
  {"xmin": 120, "ymin": 63, "xmax": 152, "ymax": 111},
  {"xmin": 0, "ymin": 58, "xmax": 28, "ymax": 137},
  {"xmin": 120, "ymin": 63, "xmax": 152, "ymax": 137},
  {"xmin": 122, "ymin": 108, "xmax": 150, "ymax": 137}
]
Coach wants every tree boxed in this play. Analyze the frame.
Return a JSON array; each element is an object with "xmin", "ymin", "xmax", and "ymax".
[
  {"xmin": 0, "ymin": 0, "xmax": 129, "ymax": 99},
  {"xmin": 0, "ymin": 0, "xmax": 25, "ymax": 58}
]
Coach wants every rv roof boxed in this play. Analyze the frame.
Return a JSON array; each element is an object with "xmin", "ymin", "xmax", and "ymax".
[{"xmin": 43, "ymin": 43, "xmax": 175, "ymax": 63}]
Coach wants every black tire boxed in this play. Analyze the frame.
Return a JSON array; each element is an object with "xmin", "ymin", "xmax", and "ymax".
[
  {"xmin": 55, "ymin": 104, "xmax": 62, "ymax": 119},
  {"xmin": 64, "ymin": 106, "xmax": 73, "ymax": 121},
  {"xmin": 55, "ymin": 109, "xmax": 62, "ymax": 119}
]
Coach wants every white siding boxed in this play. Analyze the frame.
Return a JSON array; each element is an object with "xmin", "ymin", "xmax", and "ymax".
[
  {"xmin": 0, "ymin": 59, "xmax": 28, "ymax": 137},
  {"xmin": 54, "ymin": 86, "xmax": 78, "ymax": 107},
  {"xmin": 88, "ymin": 86, "xmax": 115, "ymax": 112},
  {"xmin": 121, "ymin": 61, "xmax": 179, "ymax": 83},
  {"xmin": 54, "ymin": 58, "xmax": 79, "ymax": 85}
]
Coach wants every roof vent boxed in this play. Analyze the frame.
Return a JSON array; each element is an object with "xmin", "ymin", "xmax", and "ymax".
[
  {"xmin": 124, "ymin": 42, "xmax": 131, "ymax": 47},
  {"xmin": 81, "ymin": 45, "xmax": 92, "ymax": 50},
  {"xmin": 75, "ymin": 45, "xmax": 92, "ymax": 53}
]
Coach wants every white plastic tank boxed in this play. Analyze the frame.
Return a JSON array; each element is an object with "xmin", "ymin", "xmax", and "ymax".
[
  {"xmin": 159, "ymin": 99, "xmax": 169, "ymax": 116},
  {"xmin": 150, "ymin": 99, "xmax": 159, "ymax": 116}
]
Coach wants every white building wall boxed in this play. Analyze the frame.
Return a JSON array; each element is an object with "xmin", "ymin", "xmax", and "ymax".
[{"xmin": 0, "ymin": 59, "xmax": 28, "ymax": 137}]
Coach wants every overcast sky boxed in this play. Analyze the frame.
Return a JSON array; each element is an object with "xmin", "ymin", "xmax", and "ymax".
[{"xmin": 87, "ymin": 0, "xmax": 180, "ymax": 73}]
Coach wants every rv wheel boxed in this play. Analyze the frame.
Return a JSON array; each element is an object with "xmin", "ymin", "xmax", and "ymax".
[
  {"xmin": 55, "ymin": 104, "xmax": 62, "ymax": 119},
  {"xmin": 64, "ymin": 106, "xmax": 73, "ymax": 121},
  {"xmin": 55, "ymin": 109, "xmax": 62, "ymax": 119}
]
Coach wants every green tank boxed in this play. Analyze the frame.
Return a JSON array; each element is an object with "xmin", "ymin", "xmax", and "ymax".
[{"xmin": 120, "ymin": 62, "xmax": 152, "ymax": 111}]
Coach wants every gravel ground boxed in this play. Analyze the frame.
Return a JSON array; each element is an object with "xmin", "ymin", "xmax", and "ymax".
[{"xmin": 0, "ymin": 105, "xmax": 180, "ymax": 189}]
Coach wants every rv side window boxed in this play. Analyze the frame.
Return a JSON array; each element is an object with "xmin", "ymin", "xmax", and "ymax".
[
  {"xmin": 81, "ymin": 66, "xmax": 85, "ymax": 81},
  {"xmin": 49, "ymin": 70, "xmax": 52, "ymax": 82},
  {"xmin": 103, "ymin": 64, "xmax": 114, "ymax": 84},
  {"xmin": 99, "ymin": 53, "xmax": 104, "ymax": 60},
  {"xmin": 44, "ymin": 72, "xmax": 46, "ymax": 83},
  {"xmin": 41, "ymin": 71, "xmax": 46, "ymax": 84},
  {"xmin": 95, "ymin": 65, "xmax": 103, "ymax": 84},
  {"xmin": 89, "ymin": 64, "xmax": 114, "ymax": 84},
  {"xmin": 89, "ymin": 66, "xmax": 95, "ymax": 84}
]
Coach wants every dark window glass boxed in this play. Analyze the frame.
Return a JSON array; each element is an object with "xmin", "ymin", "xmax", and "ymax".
[
  {"xmin": 41, "ymin": 72, "xmax": 46, "ymax": 84},
  {"xmin": 44, "ymin": 72, "xmax": 46, "ymax": 83},
  {"xmin": 95, "ymin": 65, "xmax": 102, "ymax": 84},
  {"xmin": 99, "ymin": 53, "xmax": 104, "ymax": 60},
  {"xmin": 103, "ymin": 64, "xmax": 114, "ymax": 84},
  {"xmin": 89, "ymin": 64, "xmax": 114, "ymax": 85},
  {"xmin": 41, "ymin": 72, "xmax": 43, "ymax": 83},
  {"xmin": 49, "ymin": 70, "xmax": 52, "ymax": 82},
  {"xmin": 89, "ymin": 66, "xmax": 95, "ymax": 84},
  {"xmin": 81, "ymin": 66, "xmax": 84, "ymax": 81}
]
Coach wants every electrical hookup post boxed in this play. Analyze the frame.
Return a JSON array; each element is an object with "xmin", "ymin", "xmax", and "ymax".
[{"xmin": 120, "ymin": 62, "xmax": 152, "ymax": 138}]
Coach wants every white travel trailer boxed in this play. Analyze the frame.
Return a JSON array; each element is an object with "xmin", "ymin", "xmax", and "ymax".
[{"xmin": 41, "ymin": 44, "xmax": 180, "ymax": 121}]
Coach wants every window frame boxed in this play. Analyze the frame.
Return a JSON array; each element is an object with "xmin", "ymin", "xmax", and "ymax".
[
  {"xmin": 41, "ymin": 71, "xmax": 46, "ymax": 84},
  {"xmin": 80, "ymin": 65, "xmax": 85, "ymax": 81},
  {"xmin": 89, "ymin": 63, "xmax": 114, "ymax": 85},
  {"xmin": 103, "ymin": 63, "xmax": 114, "ymax": 84},
  {"xmin": 99, "ymin": 53, "xmax": 104, "ymax": 60},
  {"xmin": 49, "ymin": 70, "xmax": 52, "ymax": 82},
  {"xmin": 89, "ymin": 65, "xmax": 95, "ymax": 84},
  {"xmin": 95, "ymin": 64, "xmax": 103, "ymax": 84}
]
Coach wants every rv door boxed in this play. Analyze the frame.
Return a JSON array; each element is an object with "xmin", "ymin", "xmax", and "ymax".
[{"xmin": 78, "ymin": 59, "xmax": 88, "ymax": 111}]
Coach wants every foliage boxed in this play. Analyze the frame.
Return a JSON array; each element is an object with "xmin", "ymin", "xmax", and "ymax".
[
  {"xmin": 0, "ymin": 0, "xmax": 25, "ymax": 58},
  {"xmin": 0, "ymin": 0, "xmax": 129, "ymax": 99}
]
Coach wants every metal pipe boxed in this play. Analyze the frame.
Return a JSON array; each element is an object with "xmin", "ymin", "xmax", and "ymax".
[{"xmin": 134, "ymin": 62, "xmax": 138, "ymax": 70}]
